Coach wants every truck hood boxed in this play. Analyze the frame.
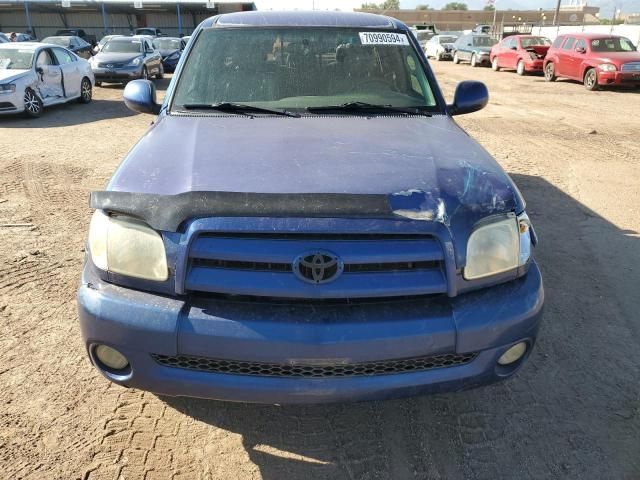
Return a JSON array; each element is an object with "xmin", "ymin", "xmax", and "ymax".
[{"xmin": 108, "ymin": 114, "xmax": 523, "ymax": 231}]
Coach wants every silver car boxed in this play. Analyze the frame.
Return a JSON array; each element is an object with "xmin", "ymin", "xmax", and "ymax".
[{"xmin": 0, "ymin": 42, "xmax": 94, "ymax": 117}]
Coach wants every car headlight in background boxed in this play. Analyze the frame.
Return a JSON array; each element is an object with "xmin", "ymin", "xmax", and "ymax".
[
  {"xmin": 0, "ymin": 84, "xmax": 16, "ymax": 94},
  {"xmin": 88, "ymin": 210, "xmax": 168, "ymax": 281},
  {"xmin": 128, "ymin": 57, "xmax": 142, "ymax": 67},
  {"xmin": 464, "ymin": 213, "xmax": 532, "ymax": 280},
  {"xmin": 598, "ymin": 63, "xmax": 617, "ymax": 72}
]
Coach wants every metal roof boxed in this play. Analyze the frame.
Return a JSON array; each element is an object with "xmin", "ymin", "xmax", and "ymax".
[{"xmin": 211, "ymin": 11, "xmax": 403, "ymax": 29}]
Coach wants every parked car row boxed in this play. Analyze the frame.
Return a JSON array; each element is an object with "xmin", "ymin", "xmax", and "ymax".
[
  {"xmin": 430, "ymin": 32, "xmax": 640, "ymax": 91},
  {"xmin": 0, "ymin": 28, "xmax": 188, "ymax": 118}
]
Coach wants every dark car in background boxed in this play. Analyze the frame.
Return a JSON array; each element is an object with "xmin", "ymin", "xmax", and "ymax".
[
  {"xmin": 544, "ymin": 33, "xmax": 640, "ymax": 90},
  {"xmin": 135, "ymin": 27, "xmax": 164, "ymax": 37},
  {"xmin": 41, "ymin": 35, "xmax": 94, "ymax": 59},
  {"xmin": 55, "ymin": 28, "xmax": 96, "ymax": 47},
  {"xmin": 78, "ymin": 11, "xmax": 543, "ymax": 404},
  {"xmin": 89, "ymin": 35, "xmax": 163, "ymax": 85},
  {"xmin": 490, "ymin": 35, "xmax": 551, "ymax": 75},
  {"xmin": 152, "ymin": 36, "xmax": 186, "ymax": 72},
  {"xmin": 453, "ymin": 34, "xmax": 497, "ymax": 67}
]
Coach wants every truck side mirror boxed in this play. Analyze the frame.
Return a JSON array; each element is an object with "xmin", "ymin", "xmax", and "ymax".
[
  {"xmin": 448, "ymin": 81, "xmax": 489, "ymax": 116},
  {"xmin": 123, "ymin": 80, "xmax": 161, "ymax": 115}
]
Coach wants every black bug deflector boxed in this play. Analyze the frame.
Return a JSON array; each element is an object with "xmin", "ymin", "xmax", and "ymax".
[{"xmin": 90, "ymin": 191, "xmax": 400, "ymax": 232}]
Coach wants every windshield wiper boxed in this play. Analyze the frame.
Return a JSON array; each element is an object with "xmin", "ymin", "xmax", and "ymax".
[
  {"xmin": 306, "ymin": 102, "xmax": 432, "ymax": 116},
  {"xmin": 181, "ymin": 102, "xmax": 300, "ymax": 118}
]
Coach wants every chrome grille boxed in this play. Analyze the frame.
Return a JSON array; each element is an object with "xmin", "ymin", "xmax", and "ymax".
[
  {"xmin": 152, "ymin": 352, "xmax": 477, "ymax": 377},
  {"xmin": 98, "ymin": 62, "xmax": 125, "ymax": 68},
  {"xmin": 621, "ymin": 62, "xmax": 640, "ymax": 72}
]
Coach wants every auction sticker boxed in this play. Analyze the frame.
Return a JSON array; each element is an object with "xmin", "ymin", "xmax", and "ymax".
[{"xmin": 359, "ymin": 32, "xmax": 410, "ymax": 46}]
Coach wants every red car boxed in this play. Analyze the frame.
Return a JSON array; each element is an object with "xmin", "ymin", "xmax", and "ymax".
[
  {"xmin": 490, "ymin": 35, "xmax": 551, "ymax": 75},
  {"xmin": 544, "ymin": 33, "xmax": 640, "ymax": 90}
]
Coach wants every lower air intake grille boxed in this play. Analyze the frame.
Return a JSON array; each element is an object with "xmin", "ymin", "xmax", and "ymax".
[{"xmin": 151, "ymin": 352, "xmax": 477, "ymax": 378}]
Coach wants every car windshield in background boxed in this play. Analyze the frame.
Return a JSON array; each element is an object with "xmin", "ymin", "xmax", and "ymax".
[
  {"xmin": 0, "ymin": 49, "xmax": 33, "ymax": 69},
  {"xmin": 439, "ymin": 36, "xmax": 457, "ymax": 44},
  {"xmin": 103, "ymin": 39, "xmax": 142, "ymax": 53},
  {"xmin": 42, "ymin": 36, "xmax": 71, "ymax": 47},
  {"xmin": 172, "ymin": 28, "xmax": 437, "ymax": 112},
  {"xmin": 590, "ymin": 37, "xmax": 635, "ymax": 52},
  {"xmin": 153, "ymin": 38, "xmax": 181, "ymax": 50},
  {"xmin": 473, "ymin": 36, "xmax": 497, "ymax": 47},
  {"xmin": 521, "ymin": 37, "xmax": 551, "ymax": 48}
]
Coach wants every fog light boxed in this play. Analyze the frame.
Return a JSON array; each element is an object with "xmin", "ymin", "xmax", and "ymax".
[
  {"xmin": 95, "ymin": 345, "xmax": 129, "ymax": 370},
  {"xmin": 497, "ymin": 342, "xmax": 527, "ymax": 366}
]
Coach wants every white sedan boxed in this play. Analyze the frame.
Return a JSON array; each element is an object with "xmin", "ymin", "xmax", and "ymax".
[{"xmin": 0, "ymin": 42, "xmax": 94, "ymax": 117}]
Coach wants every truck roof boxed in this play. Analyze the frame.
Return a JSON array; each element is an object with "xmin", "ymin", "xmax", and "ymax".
[{"xmin": 209, "ymin": 11, "xmax": 405, "ymax": 30}]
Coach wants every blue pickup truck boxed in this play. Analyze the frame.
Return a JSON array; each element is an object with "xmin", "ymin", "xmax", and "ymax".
[{"xmin": 78, "ymin": 11, "xmax": 543, "ymax": 404}]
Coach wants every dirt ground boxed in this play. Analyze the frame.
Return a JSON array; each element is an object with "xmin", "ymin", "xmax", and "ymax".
[{"xmin": 1, "ymin": 62, "xmax": 639, "ymax": 480}]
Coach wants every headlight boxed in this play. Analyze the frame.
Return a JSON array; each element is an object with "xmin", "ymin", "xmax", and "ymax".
[
  {"xmin": 88, "ymin": 210, "xmax": 168, "ymax": 281},
  {"xmin": 599, "ymin": 63, "xmax": 616, "ymax": 72},
  {"xmin": 0, "ymin": 84, "xmax": 16, "ymax": 94},
  {"xmin": 464, "ymin": 213, "xmax": 532, "ymax": 280},
  {"xmin": 128, "ymin": 57, "xmax": 142, "ymax": 67}
]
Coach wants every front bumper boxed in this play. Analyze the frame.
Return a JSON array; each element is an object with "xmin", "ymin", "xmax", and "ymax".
[
  {"xmin": 92, "ymin": 65, "xmax": 144, "ymax": 82},
  {"xmin": 0, "ymin": 90, "xmax": 24, "ymax": 114},
  {"xmin": 598, "ymin": 70, "xmax": 640, "ymax": 86},
  {"xmin": 78, "ymin": 262, "xmax": 544, "ymax": 404},
  {"xmin": 476, "ymin": 54, "xmax": 491, "ymax": 65},
  {"xmin": 525, "ymin": 59, "xmax": 544, "ymax": 72}
]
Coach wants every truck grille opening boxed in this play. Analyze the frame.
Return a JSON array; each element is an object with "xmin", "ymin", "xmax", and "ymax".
[
  {"xmin": 184, "ymin": 232, "xmax": 448, "ymax": 299},
  {"xmin": 151, "ymin": 352, "xmax": 477, "ymax": 378},
  {"xmin": 191, "ymin": 258, "xmax": 439, "ymax": 273}
]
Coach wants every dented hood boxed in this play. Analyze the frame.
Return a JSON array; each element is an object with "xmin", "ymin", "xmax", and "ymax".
[{"xmin": 107, "ymin": 114, "xmax": 523, "ymax": 229}]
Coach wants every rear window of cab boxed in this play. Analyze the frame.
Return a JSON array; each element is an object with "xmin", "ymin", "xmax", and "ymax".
[{"xmin": 171, "ymin": 27, "xmax": 437, "ymax": 112}]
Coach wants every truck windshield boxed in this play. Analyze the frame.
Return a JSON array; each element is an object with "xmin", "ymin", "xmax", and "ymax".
[{"xmin": 172, "ymin": 27, "xmax": 437, "ymax": 112}]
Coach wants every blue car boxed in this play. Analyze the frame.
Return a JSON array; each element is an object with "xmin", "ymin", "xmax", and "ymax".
[
  {"xmin": 78, "ymin": 11, "xmax": 544, "ymax": 404},
  {"xmin": 152, "ymin": 36, "xmax": 186, "ymax": 73}
]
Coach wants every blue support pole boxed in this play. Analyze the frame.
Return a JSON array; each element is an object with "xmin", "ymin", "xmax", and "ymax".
[
  {"xmin": 24, "ymin": 1, "xmax": 33, "ymax": 36},
  {"xmin": 101, "ymin": 2, "xmax": 109, "ymax": 34},
  {"xmin": 177, "ymin": 3, "xmax": 183, "ymax": 37}
]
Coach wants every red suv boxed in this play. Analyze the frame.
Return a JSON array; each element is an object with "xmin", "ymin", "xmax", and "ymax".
[
  {"xmin": 544, "ymin": 33, "xmax": 640, "ymax": 90},
  {"xmin": 490, "ymin": 35, "xmax": 551, "ymax": 75}
]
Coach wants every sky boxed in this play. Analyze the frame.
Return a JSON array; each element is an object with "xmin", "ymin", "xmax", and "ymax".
[{"xmin": 254, "ymin": 0, "xmax": 636, "ymax": 17}]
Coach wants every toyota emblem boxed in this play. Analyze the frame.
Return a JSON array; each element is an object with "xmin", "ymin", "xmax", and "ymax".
[{"xmin": 293, "ymin": 251, "xmax": 343, "ymax": 284}]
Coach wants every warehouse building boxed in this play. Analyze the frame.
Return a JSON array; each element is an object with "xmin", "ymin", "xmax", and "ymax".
[{"xmin": 0, "ymin": 0, "xmax": 256, "ymax": 40}]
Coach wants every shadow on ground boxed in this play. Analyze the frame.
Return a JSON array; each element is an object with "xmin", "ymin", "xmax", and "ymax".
[
  {"xmin": 0, "ymin": 99, "xmax": 137, "ymax": 128},
  {"xmin": 160, "ymin": 173, "xmax": 640, "ymax": 480},
  {"xmin": 0, "ymin": 78, "xmax": 171, "ymax": 128}
]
